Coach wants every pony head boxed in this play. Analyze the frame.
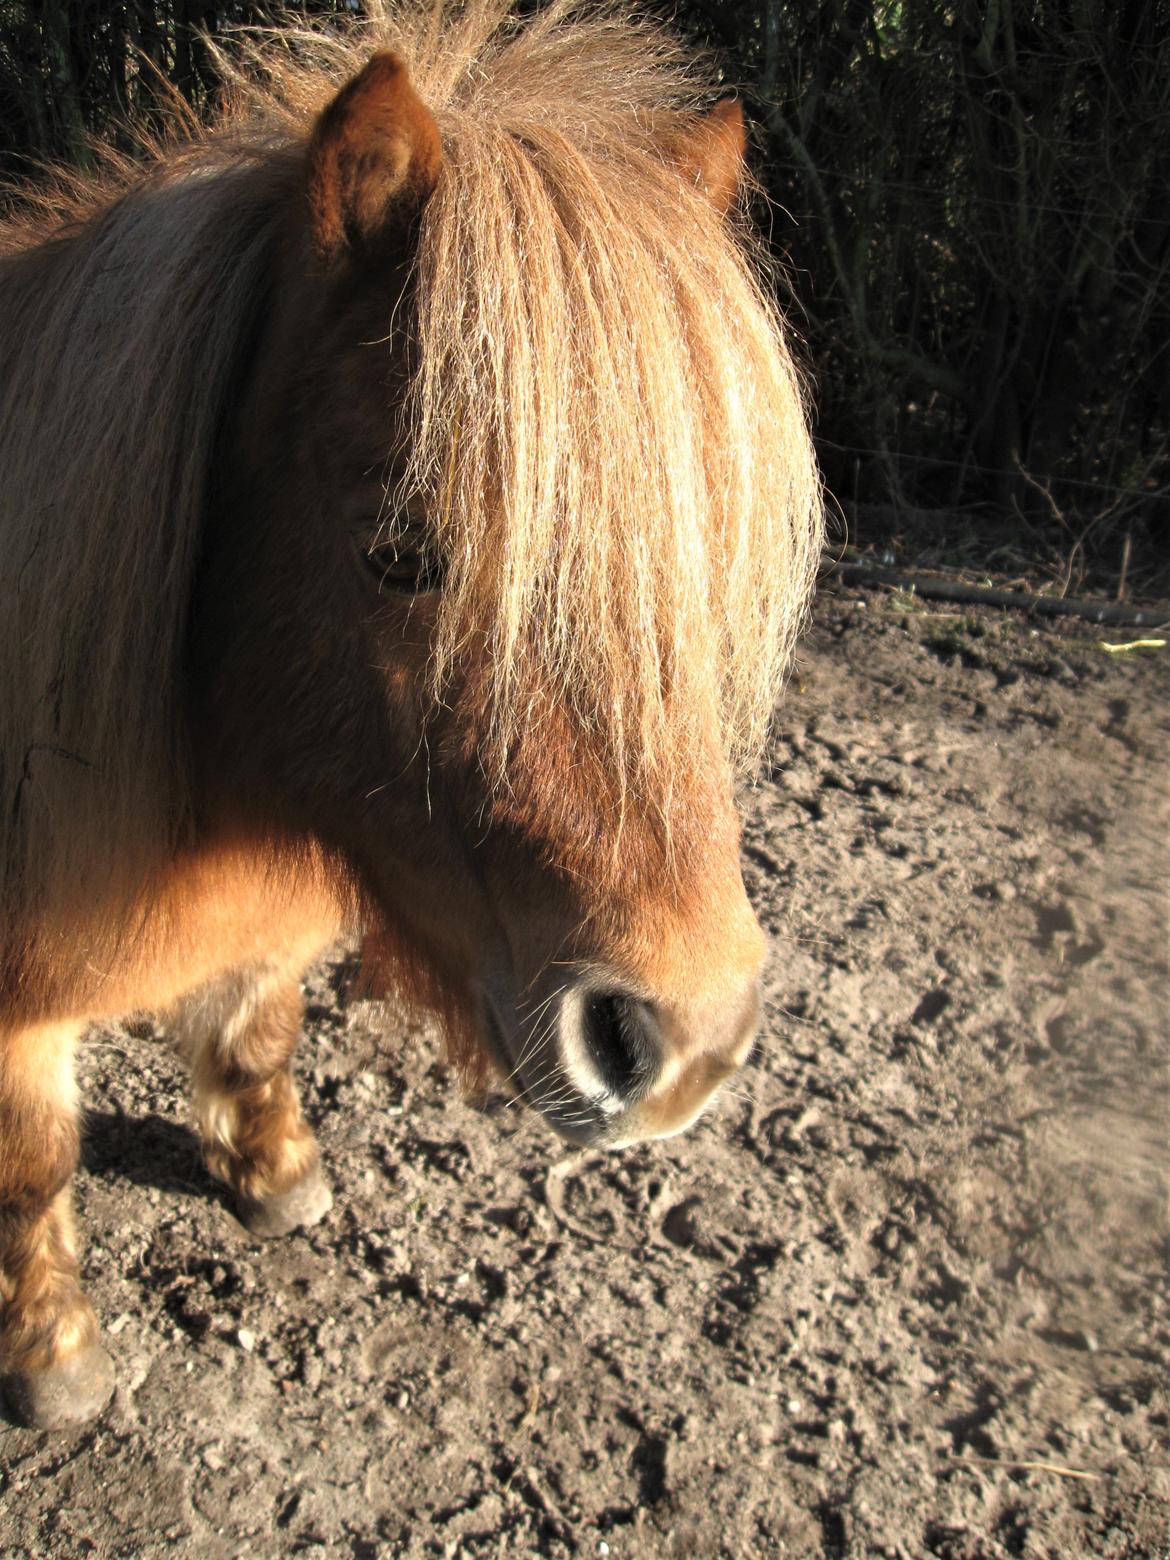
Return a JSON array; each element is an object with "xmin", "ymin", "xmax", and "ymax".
[{"xmin": 193, "ymin": 4, "xmax": 821, "ymax": 1147}]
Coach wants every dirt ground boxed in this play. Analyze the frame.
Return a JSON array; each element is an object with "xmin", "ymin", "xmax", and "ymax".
[{"xmin": 0, "ymin": 582, "xmax": 1166, "ymax": 1559}]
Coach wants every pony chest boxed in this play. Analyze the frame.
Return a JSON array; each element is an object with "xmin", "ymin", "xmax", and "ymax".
[{"xmin": 68, "ymin": 842, "xmax": 346, "ymax": 1023}]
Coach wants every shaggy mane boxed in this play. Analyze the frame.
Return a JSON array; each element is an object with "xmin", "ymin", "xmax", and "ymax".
[
  {"xmin": 232, "ymin": 0, "xmax": 822, "ymax": 797},
  {"xmin": 0, "ymin": 0, "xmax": 821, "ymax": 939},
  {"xmin": 0, "ymin": 140, "xmax": 294, "ymax": 941}
]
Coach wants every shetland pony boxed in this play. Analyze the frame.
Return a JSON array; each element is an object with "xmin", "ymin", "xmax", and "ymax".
[{"xmin": 0, "ymin": 1, "xmax": 821, "ymax": 1427}]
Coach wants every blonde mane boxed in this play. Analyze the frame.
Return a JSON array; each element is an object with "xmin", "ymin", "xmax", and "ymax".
[
  {"xmin": 227, "ymin": 0, "xmax": 823, "ymax": 795},
  {"xmin": 0, "ymin": 1, "xmax": 821, "ymax": 942}
]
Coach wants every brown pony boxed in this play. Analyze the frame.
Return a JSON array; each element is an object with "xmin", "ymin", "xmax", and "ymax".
[{"xmin": 0, "ymin": 1, "xmax": 820, "ymax": 1428}]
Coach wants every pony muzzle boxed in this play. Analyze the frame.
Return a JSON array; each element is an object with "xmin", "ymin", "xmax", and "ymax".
[{"xmin": 480, "ymin": 970, "xmax": 760, "ymax": 1149}]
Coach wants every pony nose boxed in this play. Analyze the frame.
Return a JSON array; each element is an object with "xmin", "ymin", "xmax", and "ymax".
[{"xmin": 580, "ymin": 990, "xmax": 660, "ymax": 1103}]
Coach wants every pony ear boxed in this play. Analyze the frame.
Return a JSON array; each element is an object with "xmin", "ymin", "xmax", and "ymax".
[
  {"xmin": 668, "ymin": 98, "xmax": 747, "ymax": 216},
  {"xmin": 307, "ymin": 52, "xmax": 441, "ymax": 265}
]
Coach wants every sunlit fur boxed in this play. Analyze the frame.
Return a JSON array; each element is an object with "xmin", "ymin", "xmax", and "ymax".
[
  {"xmin": 226, "ymin": 0, "xmax": 822, "ymax": 814},
  {"xmin": 0, "ymin": 0, "xmax": 820, "ymax": 966},
  {"xmin": 0, "ymin": 134, "xmax": 294, "ymax": 956},
  {"xmin": 0, "ymin": 4, "xmax": 822, "ymax": 1419}
]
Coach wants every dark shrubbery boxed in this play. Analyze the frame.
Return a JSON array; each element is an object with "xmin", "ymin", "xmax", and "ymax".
[{"xmin": 691, "ymin": 1, "xmax": 1168, "ymax": 589}]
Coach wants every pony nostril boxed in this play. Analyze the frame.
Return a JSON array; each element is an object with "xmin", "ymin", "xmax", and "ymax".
[{"xmin": 581, "ymin": 991, "xmax": 660, "ymax": 1103}]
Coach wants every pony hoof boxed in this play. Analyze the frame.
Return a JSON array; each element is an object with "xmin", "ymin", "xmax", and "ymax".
[
  {"xmin": 238, "ymin": 1163, "xmax": 333, "ymax": 1239},
  {"xmin": 3, "ymin": 1343, "xmax": 116, "ymax": 1430}
]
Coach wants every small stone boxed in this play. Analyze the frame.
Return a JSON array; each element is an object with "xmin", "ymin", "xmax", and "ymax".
[{"xmin": 237, "ymin": 1327, "xmax": 256, "ymax": 1353}]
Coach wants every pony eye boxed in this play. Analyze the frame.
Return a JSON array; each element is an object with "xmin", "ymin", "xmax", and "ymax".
[{"xmin": 360, "ymin": 539, "xmax": 444, "ymax": 595}]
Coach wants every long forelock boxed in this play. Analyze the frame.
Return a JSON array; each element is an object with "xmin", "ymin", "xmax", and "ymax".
[{"xmin": 408, "ymin": 98, "xmax": 822, "ymax": 799}]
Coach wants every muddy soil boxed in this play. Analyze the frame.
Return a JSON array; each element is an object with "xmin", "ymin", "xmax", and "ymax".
[{"xmin": 1, "ymin": 586, "xmax": 1166, "ymax": 1559}]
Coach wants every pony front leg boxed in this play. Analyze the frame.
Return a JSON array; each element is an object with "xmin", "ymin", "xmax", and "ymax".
[
  {"xmin": 171, "ymin": 960, "xmax": 332, "ymax": 1238},
  {"xmin": 0, "ymin": 1021, "xmax": 115, "ymax": 1428}
]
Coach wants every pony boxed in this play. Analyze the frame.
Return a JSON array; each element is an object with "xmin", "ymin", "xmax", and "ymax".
[{"xmin": 0, "ymin": 1, "xmax": 821, "ymax": 1428}]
